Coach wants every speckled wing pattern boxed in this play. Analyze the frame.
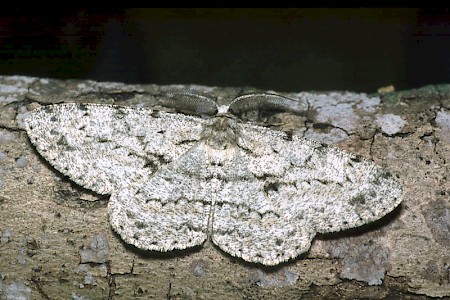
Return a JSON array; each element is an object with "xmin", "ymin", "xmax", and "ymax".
[
  {"xmin": 24, "ymin": 104, "xmax": 206, "ymax": 195},
  {"xmin": 24, "ymin": 93, "xmax": 403, "ymax": 266}
]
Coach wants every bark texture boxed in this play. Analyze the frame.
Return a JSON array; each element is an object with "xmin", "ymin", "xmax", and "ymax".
[{"xmin": 0, "ymin": 76, "xmax": 449, "ymax": 299}]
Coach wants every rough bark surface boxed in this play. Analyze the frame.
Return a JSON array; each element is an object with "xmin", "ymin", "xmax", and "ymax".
[{"xmin": 0, "ymin": 76, "xmax": 448, "ymax": 299}]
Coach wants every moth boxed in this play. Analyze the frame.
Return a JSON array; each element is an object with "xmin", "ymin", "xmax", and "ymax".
[{"xmin": 23, "ymin": 91, "xmax": 402, "ymax": 266}]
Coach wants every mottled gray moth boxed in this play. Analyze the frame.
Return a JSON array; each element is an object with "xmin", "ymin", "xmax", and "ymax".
[{"xmin": 23, "ymin": 92, "xmax": 402, "ymax": 266}]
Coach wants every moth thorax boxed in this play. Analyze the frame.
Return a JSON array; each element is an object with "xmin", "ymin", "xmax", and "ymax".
[{"xmin": 204, "ymin": 118, "xmax": 239, "ymax": 150}]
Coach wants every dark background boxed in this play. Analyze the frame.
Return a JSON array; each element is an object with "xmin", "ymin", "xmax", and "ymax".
[{"xmin": 1, "ymin": 8, "xmax": 449, "ymax": 93}]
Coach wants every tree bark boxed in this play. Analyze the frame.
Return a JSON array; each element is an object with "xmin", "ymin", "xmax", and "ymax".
[{"xmin": 0, "ymin": 76, "xmax": 448, "ymax": 299}]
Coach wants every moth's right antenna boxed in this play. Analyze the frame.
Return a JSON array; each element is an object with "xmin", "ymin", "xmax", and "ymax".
[{"xmin": 228, "ymin": 93, "xmax": 303, "ymax": 116}]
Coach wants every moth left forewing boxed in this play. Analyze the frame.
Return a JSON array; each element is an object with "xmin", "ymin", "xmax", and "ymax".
[{"xmin": 24, "ymin": 103, "xmax": 206, "ymax": 195}]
